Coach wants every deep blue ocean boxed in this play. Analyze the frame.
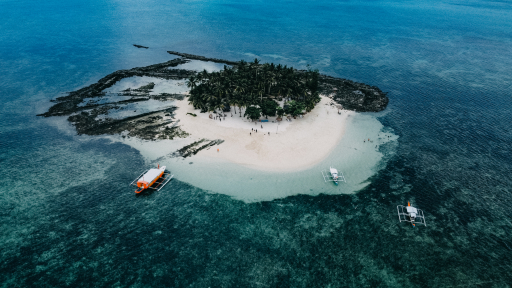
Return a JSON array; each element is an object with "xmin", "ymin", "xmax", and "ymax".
[{"xmin": 1, "ymin": 0, "xmax": 512, "ymax": 286}]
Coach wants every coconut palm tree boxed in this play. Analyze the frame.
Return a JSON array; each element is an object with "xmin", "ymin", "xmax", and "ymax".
[
  {"xmin": 185, "ymin": 58, "xmax": 321, "ymax": 117},
  {"xmin": 186, "ymin": 75, "xmax": 197, "ymax": 90}
]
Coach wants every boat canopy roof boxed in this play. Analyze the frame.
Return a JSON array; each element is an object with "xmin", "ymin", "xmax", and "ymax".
[
  {"xmin": 138, "ymin": 166, "xmax": 166, "ymax": 183},
  {"xmin": 406, "ymin": 206, "xmax": 418, "ymax": 214}
]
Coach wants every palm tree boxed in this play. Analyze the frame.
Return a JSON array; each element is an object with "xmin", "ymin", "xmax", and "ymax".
[
  {"xmin": 185, "ymin": 58, "xmax": 321, "ymax": 117},
  {"xmin": 186, "ymin": 75, "xmax": 197, "ymax": 90}
]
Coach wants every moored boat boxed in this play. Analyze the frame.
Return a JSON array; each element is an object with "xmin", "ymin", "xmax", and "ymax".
[
  {"xmin": 130, "ymin": 165, "xmax": 173, "ymax": 194},
  {"xmin": 397, "ymin": 202, "xmax": 427, "ymax": 227},
  {"xmin": 321, "ymin": 166, "xmax": 346, "ymax": 185},
  {"xmin": 330, "ymin": 167, "xmax": 339, "ymax": 185}
]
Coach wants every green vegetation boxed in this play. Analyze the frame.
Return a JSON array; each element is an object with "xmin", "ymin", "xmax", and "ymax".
[
  {"xmin": 244, "ymin": 106, "xmax": 262, "ymax": 121},
  {"xmin": 187, "ymin": 59, "xmax": 320, "ymax": 120},
  {"xmin": 186, "ymin": 112, "xmax": 197, "ymax": 117},
  {"xmin": 261, "ymin": 99, "xmax": 279, "ymax": 118},
  {"xmin": 276, "ymin": 107, "xmax": 285, "ymax": 118},
  {"xmin": 285, "ymin": 100, "xmax": 306, "ymax": 118}
]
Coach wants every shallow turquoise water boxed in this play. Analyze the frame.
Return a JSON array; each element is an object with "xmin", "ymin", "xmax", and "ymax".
[{"xmin": 1, "ymin": 0, "xmax": 512, "ymax": 286}]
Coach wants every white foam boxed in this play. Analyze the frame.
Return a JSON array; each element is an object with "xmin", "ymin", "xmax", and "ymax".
[
  {"xmin": 104, "ymin": 76, "xmax": 189, "ymax": 95},
  {"xmin": 99, "ymin": 99, "xmax": 175, "ymax": 120},
  {"xmin": 175, "ymin": 60, "xmax": 229, "ymax": 72}
]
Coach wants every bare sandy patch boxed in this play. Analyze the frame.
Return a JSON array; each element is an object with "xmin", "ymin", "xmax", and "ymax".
[{"xmin": 174, "ymin": 96, "xmax": 351, "ymax": 172}]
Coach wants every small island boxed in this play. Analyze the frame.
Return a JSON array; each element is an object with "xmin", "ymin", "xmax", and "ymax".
[
  {"xmin": 187, "ymin": 59, "xmax": 321, "ymax": 121},
  {"xmin": 38, "ymin": 51, "xmax": 389, "ymax": 168}
]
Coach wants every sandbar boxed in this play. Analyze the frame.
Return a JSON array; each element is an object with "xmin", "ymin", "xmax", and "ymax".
[{"xmin": 174, "ymin": 96, "xmax": 352, "ymax": 172}]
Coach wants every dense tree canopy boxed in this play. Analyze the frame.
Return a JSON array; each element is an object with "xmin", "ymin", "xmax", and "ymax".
[
  {"xmin": 187, "ymin": 59, "xmax": 321, "ymax": 119},
  {"xmin": 285, "ymin": 100, "xmax": 306, "ymax": 117},
  {"xmin": 244, "ymin": 106, "xmax": 262, "ymax": 121},
  {"xmin": 261, "ymin": 100, "xmax": 279, "ymax": 118}
]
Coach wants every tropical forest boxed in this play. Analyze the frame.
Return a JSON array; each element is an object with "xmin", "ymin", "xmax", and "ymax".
[{"xmin": 186, "ymin": 59, "xmax": 321, "ymax": 121}]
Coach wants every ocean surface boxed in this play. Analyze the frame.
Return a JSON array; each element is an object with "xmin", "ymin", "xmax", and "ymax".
[{"xmin": 1, "ymin": 0, "xmax": 512, "ymax": 286}]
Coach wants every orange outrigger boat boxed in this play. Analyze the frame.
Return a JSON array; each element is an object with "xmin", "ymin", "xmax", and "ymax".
[{"xmin": 130, "ymin": 164, "xmax": 173, "ymax": 193}]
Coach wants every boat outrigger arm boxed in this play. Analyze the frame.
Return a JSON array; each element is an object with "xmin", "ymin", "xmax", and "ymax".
[
  {"xmin": 129, "ymin": 165, "xmax": 174, "ymax": 193},
  {"xmin": 397, "ymin": 202, "xmax": 426, "ymax": 227}
]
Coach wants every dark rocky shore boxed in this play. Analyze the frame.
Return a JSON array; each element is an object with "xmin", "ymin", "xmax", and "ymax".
[
  {"xmin": 133, "ymin": 44, "xmax": 149, "ymax": 49},
  {"xmin": 38, "ymin": 58, "xmax": 195, "ymax": 141},
  {"xmin": 318, "ymin": 75, "xmax": 388, "ymax": 112},
  {"xmin": 170, "ymin": 139, "xmax": 225, "ymax": 158},
  {"xmin": 39, "ymin": 51, "xmax": 388, "ymax": 156},
  {"xmin": 167, "ymin": 51, "xmax": 240, "ymax": 66}
]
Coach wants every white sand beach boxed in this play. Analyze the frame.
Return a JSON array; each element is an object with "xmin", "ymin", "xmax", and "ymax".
[{"xmin": 174, "ymin": 96, "xmax": 352, "ymax": 172}]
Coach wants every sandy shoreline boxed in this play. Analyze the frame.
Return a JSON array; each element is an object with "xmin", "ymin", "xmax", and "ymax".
[
  {"xmin": 174, "ymin": 96, "xmax": 353, "ymax": 172},
  {"xmin": 47, "ymin": 102, "xmax": 397, "ymax": 202}
]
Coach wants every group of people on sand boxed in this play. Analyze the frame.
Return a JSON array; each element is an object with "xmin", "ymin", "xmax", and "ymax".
[
  {"xmin": 364, "ymin": 135, "xmax": 391, "ymax": 144},
  {"xmin": 249, "ymin": 125, "xmax": 270, "ymax": 136},
  {"xmin": 364, "ymin": 135, "xmax": 390, "ymax": 148},
  {"xmin": 209, "ymin": 113, "xmax": 227, "ymax": 121},
  {"xmin": 363, "ymin": 138, "xmax": 379, "ymax": 148}
]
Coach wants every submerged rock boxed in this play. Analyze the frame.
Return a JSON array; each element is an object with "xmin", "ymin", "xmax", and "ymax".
[
  {"xmin": 37, "ymin": 57, "xmax": 195, "ymax": 141},
  {"xmin": 170, "ymin": 139, "xmax": 225, "ymax": 158},
  {"xmin": 133, "ymin": 44, "xmax": 149, "ymax": 49}
]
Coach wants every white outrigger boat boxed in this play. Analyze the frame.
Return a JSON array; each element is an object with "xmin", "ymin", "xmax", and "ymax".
[
  {"xmin": 321, "ymin": 167, "xmax": 346, "ymax": 186},
  {"xmin": 397, "ymin": 202, "xmax": 426, "ymax": 227},
  {"xmin": 130, "ymin": 164, "xmax": 174, "ymax": 194}
]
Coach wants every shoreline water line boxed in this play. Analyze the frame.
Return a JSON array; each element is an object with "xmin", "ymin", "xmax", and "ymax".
[{"xmin": 110, "ymin": 105, "xmax": 398, "ymax": 202}]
